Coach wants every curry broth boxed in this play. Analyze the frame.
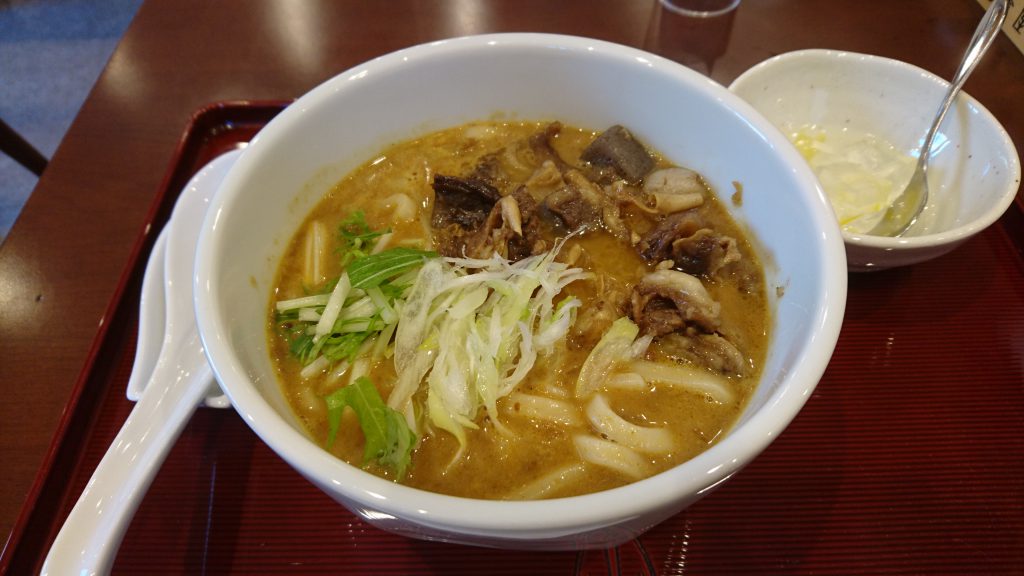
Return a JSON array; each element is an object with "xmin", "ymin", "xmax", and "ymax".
[{"xmin": 268, "ymin": 121, "xmax": 769, "ymax": 499}]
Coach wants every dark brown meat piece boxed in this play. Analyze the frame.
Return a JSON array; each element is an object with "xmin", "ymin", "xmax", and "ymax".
[
  {"xmin": 629, "ymin": 270, "xmax": 748, "ymax": 376},
  {"xmin": 431, "ymin": 175, "xmax": 501, "ymax": 229},
  {"xmin": 657, "ymin": 330, "xmax": 750, "ymax": 377},
  {"xmin": 670, "ymin": 229, "xmax": 740, "ymax": 277},
  {"xmin": 629, "ymin": 269, "xmax": 721, "ymax": 337},
  {"xmin": 465, "ymin": 188, "xmax": 544, "ymax": 261},
  {"xmin": 469, "ymin": 154, "xmax": 508, "ymax": 191},
  {"xmin": 638, "ymin": 212, "xmax": 703, "ymax": 262},
  {"xmin": 542, "ymin": 169, "xmax": 629, "ymax": 239},
  {"xmin": 543, "ymin": 182, "xmax": 601, "ymax": 231},
  {"xmin": 468, "ymin": 122, "xmax": 573, "ymax": 197},
  {"xmin": 637, "ymin": 211, "xmax": 741, "ymax": 277},
  {"xmin": 580, "ymin": 125, "xmax": 655, "ymax": 184},
  {"xmin": 431, "ymin": 174, "xmax": 545, "ymax": 261},
  {"xmin": 462, "ymin": 195, "xmax": 523, "ymax": 260}
]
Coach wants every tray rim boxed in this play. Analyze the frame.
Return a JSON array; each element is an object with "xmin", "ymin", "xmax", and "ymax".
[
  {"xmin": 3, "ymin": 99, "xmax": 1022, "ymax": 573},
  {"xmin": 0, "ymin": 100, "xmax": 290, "ymax": 574}
]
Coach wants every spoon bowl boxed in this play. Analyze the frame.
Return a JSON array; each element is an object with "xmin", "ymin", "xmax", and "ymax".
[{"xmin": 868, "ymin": 0, "xmax": 1009, "ymax": 237}]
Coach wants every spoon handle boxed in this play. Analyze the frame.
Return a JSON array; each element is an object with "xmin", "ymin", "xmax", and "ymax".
[
  {"xmin": 919, "ymin": 0, "xmax": 1008, "ymax": 164},
  {"xmin": 41, "ymin": 331, "xmax": 214, "ymax": 575}
]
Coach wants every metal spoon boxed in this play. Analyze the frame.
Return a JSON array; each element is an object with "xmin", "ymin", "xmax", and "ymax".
[
  {"xmin": 41, "ymin": 149, "xmax": 241, "ymax": 575},
  {"xmin": 867, "ymin": 0, "xmax": 1008, "ymax": 237}
]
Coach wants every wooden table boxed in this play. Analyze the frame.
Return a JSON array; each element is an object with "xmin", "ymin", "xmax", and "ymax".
[{"xmin": 2, "ymin": 0, "xmax": 1022, "ymax": 572}]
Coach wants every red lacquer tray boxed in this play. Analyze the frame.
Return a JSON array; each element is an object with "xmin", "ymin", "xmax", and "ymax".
[{"xmin": 4, "ymin": 103, "xmax": 1024, "ymax": 574}]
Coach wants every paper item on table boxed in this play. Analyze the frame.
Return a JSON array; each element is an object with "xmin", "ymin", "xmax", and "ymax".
[{"xmin": 977, "ymin": 0, "xmax": 1024, "ymax": 56}]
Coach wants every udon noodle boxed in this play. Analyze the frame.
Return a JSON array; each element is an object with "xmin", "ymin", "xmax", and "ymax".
[{"xmin": 268, "ymin": 121, "xmax": 769, "ymax": 499}]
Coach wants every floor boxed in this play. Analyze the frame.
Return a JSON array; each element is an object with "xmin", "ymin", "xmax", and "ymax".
[{"xmin": 0, "ymin": 0, "xmax": 142, "ymax": 243}]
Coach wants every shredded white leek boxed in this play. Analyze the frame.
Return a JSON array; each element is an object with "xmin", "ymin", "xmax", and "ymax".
[
  {"xmin": 303, "ymin": 220, "xmax": 328, "ymax": 287},
  {"xmin": 299, "ymin": 355, "xmax": 330, "ymax": 380},
  {"xmin": 389, "ymin": 239, "xmax": 588, "ymax": 448},
  {"xmin": 276, "ymin": 293, "xmax": 331, "ymax": 312},
  {"xmin": 575, "ymin": 317, "xmax": 640, "ymax": 397},
  {"xmin": 315, "ymin": 272, "xmax": 351, "ymax": 340}
]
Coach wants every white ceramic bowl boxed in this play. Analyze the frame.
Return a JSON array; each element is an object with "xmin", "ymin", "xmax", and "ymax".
[
  {"xmin": 194, "ymin": 33, "xmax": 846, "ymax": 550},
  {"xmin": 729, "ymin": 49, "xmax": 1020, "ymax": 272}
]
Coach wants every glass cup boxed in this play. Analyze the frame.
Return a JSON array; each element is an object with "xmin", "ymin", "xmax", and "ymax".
[
  {"xmin": 644, "ymin": 0, "xmax": 739, "ymax": 75},
  {"xmin": 660, "ymin": 0, "xmax": 740, "ymax": 18}
]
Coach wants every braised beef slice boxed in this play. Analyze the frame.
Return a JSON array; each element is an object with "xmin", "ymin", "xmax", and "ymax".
[
  {"xmin": 580, "ymin": 125, "xmax": 655, "ymax": 184},
  {"xmin": 465, "ymin": 189, "xmax": 544, "ymax": 261},
  {"xmin": 540, "ymin": 169, "xmax": 630, "ymax": 241},
  {"xmin": 631, "ymin": 297, "xmax": 687, "ymax": 338},
  {"xmin": 670, "ymin": 229, "xmax": 741, "ymax": 276},
  {"xmin": 431, "ymin": 175, "xmax": 502, "ymax": 229},
  {"xmin": 638, "ymin": 212, "xmax": 703, "ymax": 262},
  {"xmin": 629, "ymin": 269, "xmax": 721, "ymax": 337},
  {"xmin": 432, "ymin": 174, "xmax": 546, "ymax": 261},
  {"xmin": 638, "ymin": 211, "xmax": 741, "ymax": 277},
  {"xmin": 507, "ymin": 187, "xmax": 545, "ymax": 260},
  {"xmin": 543, "ymin": 184, "xmax": 601, "ymax": 231},
  {"xmin": 464, "ymin": 123, "xmax": 571, "ymax": 199},
  {"xmin": 470, "ymin": 154, "xmax": 508, "ymax": 191},
  {"xmin": 657, "ymin": 331, "xmax": 750, "ymax": 376}
]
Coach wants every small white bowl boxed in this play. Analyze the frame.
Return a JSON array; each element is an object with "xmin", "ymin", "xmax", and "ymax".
[
  {"xmin": 729, "ymin": 49, "xmax": 1020, "ymax": 272},
  {"xmin": 194, "ymin": 34, "xmax": 846, "ymax": 549}
]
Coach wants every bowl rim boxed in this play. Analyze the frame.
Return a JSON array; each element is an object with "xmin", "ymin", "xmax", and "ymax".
[
  {"xmin": 195, "ymin": 32, "xmax": 847, "ymax": 537},
  {"xmin": 729, "ymin": 47, "xmax": 1021, "ymax": 251}
]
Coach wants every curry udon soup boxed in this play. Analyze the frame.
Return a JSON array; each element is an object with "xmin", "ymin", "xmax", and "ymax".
[{"xmin": 269, "ymin": 121, "xmax": 769, "ymax": 499}]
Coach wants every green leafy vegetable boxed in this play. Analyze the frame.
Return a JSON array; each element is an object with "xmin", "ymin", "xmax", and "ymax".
[
  {"xmin": 276, "ymin": 214, "xmax": 438, "ymax": 370},
  {"xmin": 325, "ymin": 376, "xmax": 416, "ymax": 478},
  {"xmin": 338, "ymin": 210, "xmax": 389, "ymax": 266},
  {"xmin": 348, "ymin": 247, "xmax": 439, "ymax": 289}
]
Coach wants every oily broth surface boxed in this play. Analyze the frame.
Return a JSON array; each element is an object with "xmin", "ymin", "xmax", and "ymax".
[{"xmin": 268, "ymin": 120, "xmax": 768, "ymax": 499}]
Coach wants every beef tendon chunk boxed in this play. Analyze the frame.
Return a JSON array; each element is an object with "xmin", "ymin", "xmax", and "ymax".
[
  {"xmin": 629, "ymin": 269, "xmax": 721, "ymax": 336},
  {"xmin": 672, "ymin": 229, "xmax": 741, "ymax": 277},
  {"xmin": 580, "ymin": 125, "xmax": 655, "ymax": 184},
  {"xmin": 638, "ymin": 211, "xmax": 742, "ymax": 277},
  {"xmin": 642, "ymin": 167, "xmax": 706, "ymax": 214},
  {"xmin": 657, "ymin": 330, "xmax": 751, "ymax": 377},
  {"xmin": 470, "ymin": 123, "xmax": 571, "ymax": 195},
  {"xmin": 543, "ymin": 171, "xmax": 604, "ymax": 231},
  {"xmin": 638, "ymin": 211, "xmax": 702, "ymax": 262},
  {"xmin": 629, "ymin": 269, "xmax": 750, "ymax": 376},
  {"xmin": 543, "ymin": 169, "xmax": 629, "ymax": 240}
]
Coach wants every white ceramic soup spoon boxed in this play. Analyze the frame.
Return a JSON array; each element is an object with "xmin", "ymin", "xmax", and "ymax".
[
  {"xmin": 41, "ymin": 148, "xmax": 242, "ymax": 575},
  {"xmin": 126, "ymin": 202, "xmax": 229, "ymax": 408}
]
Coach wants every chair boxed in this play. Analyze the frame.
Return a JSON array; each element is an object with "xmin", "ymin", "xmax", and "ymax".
[{"xmin": 0, "ymin": 116, "xmax": 48, "ymax": 176}]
